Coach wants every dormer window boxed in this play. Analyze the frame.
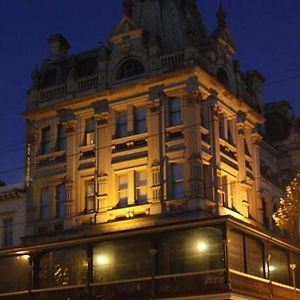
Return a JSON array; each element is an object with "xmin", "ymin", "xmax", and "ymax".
[
  {"xmin": 116, "ymin": 59, "xmax": 144, "ymax": 80},
  {"xmin": 217, "ymin": 68, "xmax": 231, "ymax": 90}
]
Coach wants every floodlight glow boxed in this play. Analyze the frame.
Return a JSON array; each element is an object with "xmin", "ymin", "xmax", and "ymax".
[
  {"xmin": 196, "ymin": 241, "xmax": 208, "ymax": 252},
  {"xmin": 269, "ymin": 265, "xmax": 275, "ymax": 272},
  {"xmin": 95, "ymin": 254, "xmax": 110, "ymax": 266},
  {"xmin": 17, "ymin": 255, "xmax": 30, "ymax": 262}
]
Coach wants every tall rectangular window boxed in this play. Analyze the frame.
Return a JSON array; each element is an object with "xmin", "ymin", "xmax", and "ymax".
[
  {"xmin": 169, "ymin": 98, "xmax": 182, "ymax": 126},
  {"xmin": 135, "ymin": 171, "xmax": 147, "ymax": 203},
  {"xmin": 85, "ymin": 118, "xmax": 95, "ymax": 145},
  {"xmin": 56, "ymin": 184, "xmax": 66, "ymax": 218},
  {"xmin": 57, "ymin": 124, "xmax": 66, "ymax": 151},
  {"xmin": 245, "ymin": 237, "xmax": 264, "ymax": 278},
  {"xmin": 118, "ymin": 174, "xmax": 128, "ymax": 207},
  {"xmin": 41, "ymin": 126, "xmax": 50, "ymax": 154},
  {"xmin": 171, "ymin": 164, "xmax": 184, "ymax": 199},
  {"xmin": 134, "ymin": 107, "xmax": 146, "ymax": 134},
  {"xmin": 85, "ymin": 180, "xmax": 95, "ymax": 213},
  {"xmin": 116, "ymin": 111, "xmax": 127, "ymax": 138},
  {"xmin": 3, "ymin": 219, "xmax": 13, "ymax": 247},
  {"xmin": 40, "ymin": 187, "xmax": 50, "ymax": 221}
]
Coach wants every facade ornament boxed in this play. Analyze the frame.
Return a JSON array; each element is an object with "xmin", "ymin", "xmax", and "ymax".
[
  {"xmin": 185, "ymin": 76, "xmax": 200, "ymax": 98},
  {"xmin": 252, "ymin": 127, "xmax": 263, "ymax": 144},
  {"xmin": 31, "ymin": 65, "xmax": 41, "ymax": 88},
  {"xmin": 216, "ymin": 4, "xmax": 227, "ymax": 29},
  {"xmin": 123, "ymin": 0, "xmax": 133, "ymax": 17},
  {"xmin": 92, "ymin": 99, "xmax": 110, "ymax": 125},
  {"xmin": 236, "ymin": 110, "xmax": 247, "ymax": 135},
  {"xmin": 57, "ymin": 108, "xmax": 77, "ymax": 131},
  {"xmin": 148, "ymin": 85, "xmax": 164, "ymax": 111}
]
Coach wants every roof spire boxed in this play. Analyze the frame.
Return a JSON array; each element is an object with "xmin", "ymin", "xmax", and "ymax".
[
  {"xmin": 123, "ymin": 0, "xmax": 133, "ymax": 17},
  {"xmin": 216, "ymin": 3, "xmax": 227, "ymax": 28}
]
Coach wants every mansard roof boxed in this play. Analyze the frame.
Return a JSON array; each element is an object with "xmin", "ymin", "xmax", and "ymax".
[{"xmin": 127, "ymin": 0, "xmax": 208, "ymax": 53}]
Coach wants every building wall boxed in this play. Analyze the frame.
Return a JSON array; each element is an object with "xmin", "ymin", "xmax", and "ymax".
[
  {"xmin": 22, "ymin": 2, "xmax": 275, "ymax": 242},
  {"xmin": 0, "ymin": 183, "xmax": 25, "ymax": 248}
]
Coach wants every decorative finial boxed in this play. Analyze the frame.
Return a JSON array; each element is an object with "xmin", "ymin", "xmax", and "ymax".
[
  {"xmin": 216, "ymin": 3, "xmax": 227, "ymax": 28},
  {"xmin": 123, "ymin": 0, "xmax": 133, "ymax": 17}
]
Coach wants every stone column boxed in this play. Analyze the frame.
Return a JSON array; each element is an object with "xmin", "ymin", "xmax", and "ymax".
[
  {"xmin": 148, "ymin": 85, "xmax": 165, "ymax": 214},
  {"xmin": 182, "ymin": 77, "xmax": 204, "ymax": 210},
  {"xmin": 207, "ymin": 90, "xmax": 221, "ymax": 213},
  {"xmin": 236, "ymin": 111, "xmax": 249, "ymax": 217},
  {"xmin": 57, "ymin": 109, "xmax": 78, "ymax": 226},
  {"xmin": 251, "ymin": 129, "xmax": 263, "ymax": 223},
  {"xmin": 92, "ymin": 100, "xmax": 111, "ymax": 223}
]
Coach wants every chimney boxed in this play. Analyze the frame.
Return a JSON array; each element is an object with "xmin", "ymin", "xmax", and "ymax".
[{"xmin": 48, "ymin": 34, "xmax": 70, "ymax": 60}]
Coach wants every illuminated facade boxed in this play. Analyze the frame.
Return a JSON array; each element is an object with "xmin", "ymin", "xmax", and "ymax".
[{"xmin": 0, "ymin": 1, "xmax": 299, "ymax": 299}]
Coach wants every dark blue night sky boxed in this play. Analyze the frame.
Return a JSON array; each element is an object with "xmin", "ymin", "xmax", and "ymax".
[{"xmin": 0, "ymin": 0, "xmax": 300, "ymax": 184}]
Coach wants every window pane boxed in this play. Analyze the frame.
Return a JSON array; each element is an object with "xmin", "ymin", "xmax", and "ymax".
[
  {"xmin": 134, "ymin": 107, "xmax": 146, "ymax": 134},
  {"xmin": 57, "ymin": 124, "xmax": 66, "ymax": 151},
  {"xmin": 86, "ymin": 181, "xmax": 95, "ymax": 212},
  {"xmin": 3, "ymin": 219, "xmax": 13, "ymax": 247},
  {"xmin": 41, "ymin": 126, "xmax": 50, "ymax": 154},
  {"xmin": 169, "ymin": 98, "xmax": 182, "ymax": 126},
  {"xmin": 56, "ymin": 184, "xmax": 66, "ymax": 218},
  {"xmin": 245, "ymin": 236, "xmax": 264, "ymax": 278},
  {"xmin": 41, "ymin": 187, "xmax": 50, "ymax": 221},
  {"xmin": 117, "ymin": 60, "xmax": 144, "ymax": 80},
  {"xmin": 118, "ymin": 174, "xmax": 128, "ymax": 207},
  {"xmin": 228, "ymin": 230, "xmax": 245, "ymax": 272},
  {"xmin": 39, "ymin": 247, "xmax": 88, "ymax": 288},
  {"xmin": 85, "ymin": 118, "xmax": 95, "ymax": 145},
  {"xmin": 136, "ymin": 171, "xmax": 147, "ymax": 203},
  {"xmin": 171, "ymin": 164, "xmax": 184, "ymax": 199},
  {"xmin": 0, "ymin": 255, "xmax": 30, "ymax": 293},
  {"xmin": 93, "ymin": 237, "xmax": 152, "ymax": 283},
  {"xmin": 158, "ymin": 227, "xmax": 224, "ymax": 275},
  {"xmin": 117, "ymin": 111, "xmax": 127, "ymax": 137},
  {"xmin": 269, "ymin": 247, "xmax": 289, "ymax": 285}
]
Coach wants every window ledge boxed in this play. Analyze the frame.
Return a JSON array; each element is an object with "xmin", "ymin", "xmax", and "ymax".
[
  {"xmin": 112, "ymin": 132, "xmax": 147, "ymax": 144},
  {"xmin": 36, "ymin": 150, "xmax": 66, "ymax": 162}
]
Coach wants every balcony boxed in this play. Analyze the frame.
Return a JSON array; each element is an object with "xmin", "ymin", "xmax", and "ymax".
[{"xmin": 1, "ymin": 218, "xmax": 300, "ymax": 299}]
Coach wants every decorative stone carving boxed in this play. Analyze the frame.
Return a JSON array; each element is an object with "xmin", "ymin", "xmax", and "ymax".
[
  {"xmin": 185, "ymin": 76, "xmax": 200, "ymax": 96},
  {"xmin": 57, "ymin": 109, "xmax": 77, "ymax": 131},
  {"xmin": 92, "ymin": 99, "xmax": 110, "ymax": 125},
  {"xmin": 148, "ymin": 85, "xmax": 164, "ymax": 111}
]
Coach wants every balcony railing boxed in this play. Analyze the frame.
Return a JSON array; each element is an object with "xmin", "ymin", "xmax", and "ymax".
[
  {"xmin": 0, "ymin": 270, "xmax": 227, "ymax": 300},
  {"xmin": 230, "ymin": 270, "xmax": 300, "ymax": 300},
  {"xmin": 37, "ymin": 75, "xmax": 99, "ymax": 104}
]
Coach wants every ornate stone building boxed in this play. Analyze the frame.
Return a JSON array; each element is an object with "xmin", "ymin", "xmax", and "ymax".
[{"xmin": 0, "ymin": 1, "xmax": 299, "ymax": 299}]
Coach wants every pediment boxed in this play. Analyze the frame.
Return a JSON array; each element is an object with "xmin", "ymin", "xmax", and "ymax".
[
  {"xmin": 217, "ymin": 28, "xmax": 236, "ymax": 55},
  {"xmin": 111, "ymin": 16, "xmax": 139, "ymax": 37}
]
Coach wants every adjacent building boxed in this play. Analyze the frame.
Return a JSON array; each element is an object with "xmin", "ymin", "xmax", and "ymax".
[
  {"xmin": 0, "ymin": 1, "xmax": 299, "ymax": 299},
  {"xmin": 0, "ymin": 183, "xmax": 25, "ymax": 248}
]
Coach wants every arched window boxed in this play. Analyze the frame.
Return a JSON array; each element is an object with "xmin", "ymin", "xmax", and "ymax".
[
  {"xmin": 116, "ymin": 59, "xmax": 144, "ymax": 80},
  {"xmin": 217, "ymin": 68, "xmax": 231, "ymax": 90}
]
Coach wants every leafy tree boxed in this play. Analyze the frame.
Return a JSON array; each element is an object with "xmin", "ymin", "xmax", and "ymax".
[{"xmin": 273, "ymin": 173, "xmax": 300, "ymax": 240}]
